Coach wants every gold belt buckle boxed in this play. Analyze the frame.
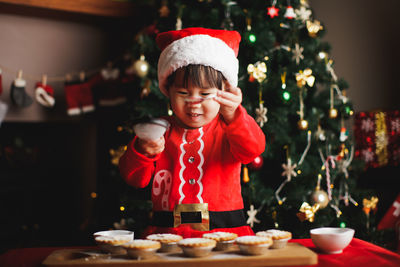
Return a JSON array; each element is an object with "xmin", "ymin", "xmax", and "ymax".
[{"xmin": 173, "ymin": 203, "xmax": 209, "ymax": 231}]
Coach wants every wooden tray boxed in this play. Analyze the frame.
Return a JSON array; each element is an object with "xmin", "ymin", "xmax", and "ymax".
[{"xmin": 42, "ymin": 243, "xmax": 317, "ymax": 267}]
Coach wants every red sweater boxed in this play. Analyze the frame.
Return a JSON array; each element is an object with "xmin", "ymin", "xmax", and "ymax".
[{"xmin": 119, "ymin": 105, "xmax": 265, "ymax": 236}]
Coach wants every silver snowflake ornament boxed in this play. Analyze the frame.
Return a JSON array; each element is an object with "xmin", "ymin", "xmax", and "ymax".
[
  {"xmin": 255, "ymin": 102, "xmax": 268, "ymax": 127},
  {"xmin": 246, "ymin": 204, "xmax": 260, "ymax": 228},
  {"xmin": 281, "ymin": 158, "xmax": 297, "ymax": 181},
  {"xmin": 292, "ymin": 43, "xmax": 304, "ymax": 65},
  {"xmin": 295, "ymin": 6, "xmax": 312, "ymax": 22}
]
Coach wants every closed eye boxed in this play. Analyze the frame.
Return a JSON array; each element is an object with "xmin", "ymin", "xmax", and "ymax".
[{"xmin": 177, "ymin": 91, "xmax": 188, "ymax": 95}]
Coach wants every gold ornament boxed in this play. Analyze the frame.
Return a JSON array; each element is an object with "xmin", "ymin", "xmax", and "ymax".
[
  {"xmin": 296, "ymin": 68, "xmax": 315, "ymax": 88},
  {"xmin": 247, "ymin": 61, "xmax": 267, "ymax": 83},
  {"xmin": 297, "ymin": 202, "xmax": 320, "ymax": 222},
  {"xmin": 363, "ymin": 196, "xmax": 379, "ymax": 215},
  {"xmin": 306, "ymin": 20, "xmax": 323, "ymax": 37},
  {"xmin": 311, "ymin": 189, "xmax": 329, "ymax": 209},
  {"xmin": 109, "ymin": 146, "xmax": 127, "ymax": 166},
  {"xmin": 375, "ymin": 112, "xmax": 388, "ymax": 166},
  {"xmin": 141, "ymin": 79, "xmax": 151, "ymax": 98},
  {"xmin": 329, "ymin": 108, "xmax": 338, "ymax": 118},
  {"xmin": 298, "ymin": 119, "xmax": 309, "ymax": 130},
  {"xmin": 242, "ymin": 166, "xmax": 250, "ymax": 183},
  {"xmin": 159, "ymin": 0, "xmax": 170, "ymax": 17},
  {"xmin": 133, "ymin": 54, "xmax": 149, "ymax": 78}
]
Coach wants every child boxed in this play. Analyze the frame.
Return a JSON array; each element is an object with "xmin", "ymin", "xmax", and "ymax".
[{"xmin": 119, "ymin": 27, "xmax": 265, "ymax": 238}]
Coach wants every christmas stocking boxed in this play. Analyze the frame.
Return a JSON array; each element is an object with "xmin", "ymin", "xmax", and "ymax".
[
  {"xmin": 0, "ymin": 100, "xmax": 8, "ymax": 126},
  {"xmin": 35, "ymin": 82, "xmax": 55, "ymax": 108},
  {"xmin": 94, "ymin": 67, "xmax": 127, "ymax": 106},
  {"xmin": 10, "ymin": 77, "xmax": 33, "ymax": 108},
  {"xmin": 64, "ymin": 79, "xmax": 95, "ymax": 116}
]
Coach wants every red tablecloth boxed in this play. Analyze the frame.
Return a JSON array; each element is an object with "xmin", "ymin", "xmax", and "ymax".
[{"xmin": 0, "ymin": 238, "xmax": 399, "ymax": 267}]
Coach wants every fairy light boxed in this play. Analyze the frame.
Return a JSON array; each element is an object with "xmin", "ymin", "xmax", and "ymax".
[
  {"xmin": 120, "ymin": 206, "xmax": 125, "ymax": 211},
  {"xmin": 283, "ymin": 91, "xmax": 291, "ymax": 101},
  {"xmin": 90, "ymin": 192, "xmax": 97, "ymax": 199},
  {"xmin": 248, "ymin": 34, "xmax": 256, "ymax": 43},
  {"xmin": 318, "ymin": 51, "xmax": 327, "ymax": 60}
]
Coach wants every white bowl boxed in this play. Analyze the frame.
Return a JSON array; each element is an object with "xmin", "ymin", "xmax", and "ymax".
[{"xmin": 310, "ymin": 227, "xmax": 354, "ymax": 254}]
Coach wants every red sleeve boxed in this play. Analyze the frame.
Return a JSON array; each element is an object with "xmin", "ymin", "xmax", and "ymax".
[
  {"xmin": 222, "ymin": 105, "xmax": 266, "ymax": 164},
  {"xmin": 118, "ymin": 136, "xmax": 161, "ymax": 188}
]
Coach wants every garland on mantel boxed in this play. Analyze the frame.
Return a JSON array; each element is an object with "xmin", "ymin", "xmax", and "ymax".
[{"xmin": 0, "ymin": 53, "xmax": 147, "ymax": 117}]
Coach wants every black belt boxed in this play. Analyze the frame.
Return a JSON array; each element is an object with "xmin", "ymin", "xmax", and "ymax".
[{"xmin": 151, "ymin": 208, "xmax": 247, "ymax": 230}]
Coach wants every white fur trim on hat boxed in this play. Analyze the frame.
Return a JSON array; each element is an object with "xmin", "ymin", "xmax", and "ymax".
[
  {"xmin": 35, "ymin": 87, "xmax": 55, "ymax": 107},
  {"xmin": 158, "ymin": 34, "xmax": 238, "ymax": 96}
]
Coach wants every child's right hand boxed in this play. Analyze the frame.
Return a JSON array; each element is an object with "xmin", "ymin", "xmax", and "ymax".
[{"xmin": 135, "ymin": 137, "xmax": 165, "ymax": 157}]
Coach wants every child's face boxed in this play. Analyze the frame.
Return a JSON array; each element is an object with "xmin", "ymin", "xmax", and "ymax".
[{"xmin": 168, "ymin": 71, "xmax": 221, "ymax": 129}]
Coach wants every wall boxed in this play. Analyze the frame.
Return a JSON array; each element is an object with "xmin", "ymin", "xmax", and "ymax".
[
  {"xmin": 310, "ymin": 0, "xmax": 400, "ymax": 112},
  {"xmin": 0, "ymin": 4, "xmax": 132, "ymax": 122}
]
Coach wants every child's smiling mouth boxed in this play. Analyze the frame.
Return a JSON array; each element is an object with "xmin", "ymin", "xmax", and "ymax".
[{"xmin": 188, "ymin": 112, "xmax": 201, "ymax": 118}]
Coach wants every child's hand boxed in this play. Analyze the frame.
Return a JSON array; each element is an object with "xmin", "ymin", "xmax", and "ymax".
[
  {"xmin": 215, "ymin": 83, "xmax": 242, "ymax": 124},
  {"xmin": 135, "ymin": 137, "xmax": 165, "ymax": 157}
]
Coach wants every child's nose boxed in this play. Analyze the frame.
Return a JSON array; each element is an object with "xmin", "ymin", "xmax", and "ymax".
[
  {"xmin": 187, "ymin": 100, "xmax": 202, "ymax": 108},
  {"xmin": 185, "ymin": 96, "xmax": 203, "ymax": 106}
]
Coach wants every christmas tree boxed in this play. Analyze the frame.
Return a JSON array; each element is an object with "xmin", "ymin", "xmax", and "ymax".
[{"xmin": 102, "ymin": 0, "xmax": 387, "ymax": 246}]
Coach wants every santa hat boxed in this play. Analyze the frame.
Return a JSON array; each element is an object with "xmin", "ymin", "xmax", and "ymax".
[
  {"xmin": 35, "ymin": 82, "xmax": 55, "ymax": 107},
  {"xmin": 156, "ymin": 27, "xmax": 241, "ymax": 96}
]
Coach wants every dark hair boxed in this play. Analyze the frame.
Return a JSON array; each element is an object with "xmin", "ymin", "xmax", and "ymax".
[{"xmin": 166, "ymin": 64, "xmax": 226, "ymax": 90}]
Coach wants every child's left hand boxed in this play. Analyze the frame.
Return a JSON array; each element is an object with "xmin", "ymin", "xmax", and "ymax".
[{"xmin": 215, "ymin": 83, "xmax": 242, "ymax": 124}]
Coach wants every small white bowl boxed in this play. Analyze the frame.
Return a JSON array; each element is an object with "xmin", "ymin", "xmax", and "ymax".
[{"xmin": 310, "ymin": 227, "xmax": 354, "ymax": 254}]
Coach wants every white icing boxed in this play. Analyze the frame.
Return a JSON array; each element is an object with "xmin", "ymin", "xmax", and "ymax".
[
  {"xmin": 178, "ymin": 238, "xmax": 214, "ymax": 246},
  {"xmin": 203, "ymin": 232, "xmax": 236, "ymax": 239},
  {"xmin": 146, "ymin": 233, "xmax": 182, "ymax": 241}
]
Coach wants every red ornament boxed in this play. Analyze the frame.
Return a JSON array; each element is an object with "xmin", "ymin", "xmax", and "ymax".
[
  {"xmin": 267, "ymin": 6, "xmax": 279, "ymax": 18},
  {"xmin": 248, "ymin": 155, "xmax": 264, "ymax": 170},
  {"xmin": 248, "ymin": 74, "xmax": 255, "ymax": 83}
]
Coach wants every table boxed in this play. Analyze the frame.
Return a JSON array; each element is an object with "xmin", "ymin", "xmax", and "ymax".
[{"xmin": 1, "ymin": 238, "xmax": 399, "ymax": 267}]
